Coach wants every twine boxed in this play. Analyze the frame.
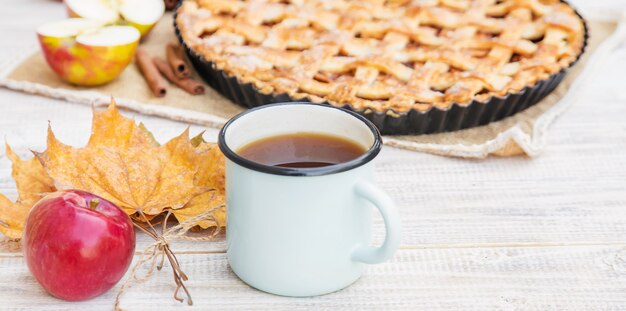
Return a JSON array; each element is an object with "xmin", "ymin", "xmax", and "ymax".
[
  {"xmin": 0, "ymin": 238, "xmax": 21, "ymax": 253},
  {"xmin": 114, "ymin": 204, "xmax": 224, "ymax": 310}
]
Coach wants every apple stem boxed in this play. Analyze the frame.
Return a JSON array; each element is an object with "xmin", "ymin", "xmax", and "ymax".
[{"xmin": 89, "ymin": 198, "xmax": 100, "ymax": 210}]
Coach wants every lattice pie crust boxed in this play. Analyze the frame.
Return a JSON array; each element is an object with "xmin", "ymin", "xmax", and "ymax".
[{"xmin": 177, "ymin": 0, "xmax": 585, "ymax": 113}]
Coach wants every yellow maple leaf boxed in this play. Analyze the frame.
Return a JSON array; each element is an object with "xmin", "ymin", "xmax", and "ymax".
[
  {"xmin": 1, "ymin": 99, "xmax": 226, "ymax": 239},
  {"xmin": 172, "ymin": 135, "xmax": 226, "ymax": 228},
  {"xmin": 87, "ymin": 101, "xmax": 159, "ymax": 149},
  {"xmin": 34, "ymin": 100, "xmax": 208, "ymax": 216},
  {"xmin": 0, "ymin": 195, "xmax": 27, "ymax": 239},
  {"xmin": 0, "ymin": 145, "xmax": 56, "ymax": 239},
  {"xmin": 7, "ymin": 144, "xmax": 56, "ymax": 205}
]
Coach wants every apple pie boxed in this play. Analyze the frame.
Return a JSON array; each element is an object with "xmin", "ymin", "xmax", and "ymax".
[{"xmin": 175, "ymin": 0, "xmax": 587, "ymax": 133}]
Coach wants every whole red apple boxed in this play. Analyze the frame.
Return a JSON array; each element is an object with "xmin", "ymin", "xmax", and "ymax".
[{"xmin": 22, "ymin": 190, "xmax": 135, "ymax": 301}]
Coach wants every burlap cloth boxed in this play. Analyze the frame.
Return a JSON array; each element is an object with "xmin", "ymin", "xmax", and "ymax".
[{"xmin": 1, "ymin": 14, "xmax": 623, "ymax": 158}]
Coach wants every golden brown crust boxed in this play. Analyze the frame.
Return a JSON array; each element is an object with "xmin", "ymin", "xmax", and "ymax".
[{"xmin": 177, "ymin": 0, "xmax": 585, "ymax": 113}]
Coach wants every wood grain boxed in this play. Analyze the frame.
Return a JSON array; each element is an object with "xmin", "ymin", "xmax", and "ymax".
[
  {"xmin": 2, "ymin": 247, "xmax": 626, "ymax": 310},
  {"xmin": 1, "ymin": 0, "xmax": 626, "ymax": 310}
]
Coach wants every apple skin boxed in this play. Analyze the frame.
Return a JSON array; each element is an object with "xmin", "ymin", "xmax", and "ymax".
[
  {"xmin": 126, "ymin": 20, "xmax": 157, "ymax": 38},
  {"xmin": 65, "ymin": 6, "xmax": 80, "ymax": 18},
  {"xmin": 37, "ymin": 34, "xmax": 138, "ymax": 86},
  {"xmin": 22, "ymin": 190, "xmax": 135, "ymax": 301}
]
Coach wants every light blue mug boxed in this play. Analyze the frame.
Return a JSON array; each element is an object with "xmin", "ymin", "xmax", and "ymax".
[{"xmin": 218, "ymin": 103, "xmax": 401, "ymax": 297}]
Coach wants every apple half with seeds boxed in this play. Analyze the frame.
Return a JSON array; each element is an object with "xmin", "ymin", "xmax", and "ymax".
[
  {"xmin": 37, "ymin": 18, "xmax": 140, "ymax": 86},
  {"xmin": 65, "ymin": 0, "xmax": 165, "ymax": 37}
]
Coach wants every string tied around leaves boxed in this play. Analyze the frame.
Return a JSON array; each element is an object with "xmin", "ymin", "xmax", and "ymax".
[{"xmin": 114, "ymin": 203, "xmax": 224, "ymax": 311}]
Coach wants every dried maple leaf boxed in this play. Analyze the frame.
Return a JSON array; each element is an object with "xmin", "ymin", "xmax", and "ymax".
[
  {"xmin": 88, "ymin": 101, "xmax": 159, "ymax": 149},
  {"xmin": 1, "ymin": 98, "xmax": 226, "ymax": 239},
  {"xmin": 0, "ymin": 145, "xmax": 56, "ymax": 239},
  {"xmin": 0, "ymin": 195, "xmax": 26, "ymax": 239},
  {"xmin": 1, "ymin": 99, "xmax": 226, "ymax": 306},
  {"xmin": 7, "ymin": 144, "xmax": 56, "ymax": 205},
  {"xmin": 35, "ymin": 100, "xmax": 207, "ymax": 216},
  {"xmin": 172, "ymin": 134, "xmax": 226, "ymax": 228}
]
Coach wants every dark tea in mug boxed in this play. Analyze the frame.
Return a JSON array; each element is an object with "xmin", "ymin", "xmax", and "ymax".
[{"xmin": 237, "ymin": 132, "xmax": 367, "ymax": 168}]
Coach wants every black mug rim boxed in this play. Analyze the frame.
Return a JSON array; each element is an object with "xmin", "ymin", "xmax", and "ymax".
[{"xmin": 218, "ymin": 103, "xmax": 382, "ymax": 177}]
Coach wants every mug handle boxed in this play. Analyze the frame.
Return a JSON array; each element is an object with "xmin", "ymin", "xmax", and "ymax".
[{"xmin": 351, "ymin": 180, "xmax": 401, "ymax": 264}]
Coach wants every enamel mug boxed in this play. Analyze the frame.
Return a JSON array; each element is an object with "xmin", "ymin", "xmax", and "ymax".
[{"xmin": 218, "ymin": 103, "xmax": 401, "ymax": 297}]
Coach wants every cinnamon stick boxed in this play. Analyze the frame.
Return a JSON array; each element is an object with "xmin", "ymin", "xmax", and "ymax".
[
  {"xmin": 136, "ymin": 48, "xmax": 167, "ymax": 97},
  {"xmin": 153, "ymin": 57, "xmax": 205, "ymax": 95},
  {"xmin": 164, "ymin": 0, "xmax": 178, "ymax": 11},
  {"xmin": 166, "ymin": 43, "xmax": 191, "ymax": 79}
]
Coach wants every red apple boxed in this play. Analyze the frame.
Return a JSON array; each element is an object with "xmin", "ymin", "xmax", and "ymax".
[{"xmin": 22, "ymin": 190, "xmax": 135, "ymax": 301}]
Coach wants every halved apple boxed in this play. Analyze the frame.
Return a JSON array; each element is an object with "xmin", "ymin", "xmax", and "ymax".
[
  {"xmin": 37, "ymin": 18, "xmax": 140, "ymax": 86},
  {"xmin": 65, "ymin": 0, "xmax": 165, "ymax": 37}
]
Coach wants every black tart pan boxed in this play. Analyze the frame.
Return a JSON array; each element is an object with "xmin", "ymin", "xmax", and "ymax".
[{"xmin": 174, "ymin": 2, "xmax": 588, "ymax": 135}]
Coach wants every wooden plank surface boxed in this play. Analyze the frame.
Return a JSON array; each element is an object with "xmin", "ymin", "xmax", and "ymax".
[
  {"xmin": 1, "ymin": 0, "xmax": 626, "ymax": 310},
  {"xmin": 3, "ymin": 246, "xmax": 626, "ymax": 310}
]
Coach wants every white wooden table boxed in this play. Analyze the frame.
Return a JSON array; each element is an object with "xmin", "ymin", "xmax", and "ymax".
[{"xmin": 2, "ymin": 1, "xmax": 626, "ymax": 310}]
